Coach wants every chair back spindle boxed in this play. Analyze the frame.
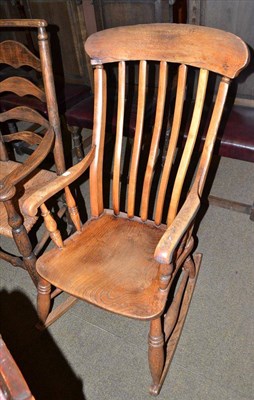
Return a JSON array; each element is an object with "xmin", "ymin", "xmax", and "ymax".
[
  {"xmin": 85, "ymin": 24, "xmax": 248, "ymax": 228},
  {"xmin": 112, "ymin": 61, "xmax": 126, "ymax": 215},
  {"xmin": 127, "ymin": 60, "xmax": 147, "ymax": 219}
]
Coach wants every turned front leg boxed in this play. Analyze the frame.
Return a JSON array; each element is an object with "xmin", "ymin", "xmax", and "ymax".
[
  {"xmin": 37, "ymin": 277, "xmax": 51, "ymax": 326},
  {"xmin": 148, "ymin": 318, "xmax": 165, "ymax": 395},
  {"xmin": 4, "ymin": 200, "xmax": 39, "ymax": 286}
]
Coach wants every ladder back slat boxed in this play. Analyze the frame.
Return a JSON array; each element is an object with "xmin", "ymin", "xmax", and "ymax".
[
  {"xmin": 113, "ymin": 61, "xmax": 126, "ymax": 215},
  {"xmin": 140, "ymin": 61, "xmax": 168, "ymax": 222},
  {"xmin": 154, "ymin": 64, "xmax": 187, "ymax": 226},
  {"xmin": 0, "ymin": 106, "xmax": 49, "ymax": 128},
  {"xmin": 0, "ymin": 77, "xmax": 46, "ymax": 102},
  {"xmin": 3, "ymin": 131, "xmax": 42, "ymax": 145},
  {"xmin": 167, "ymin": 68, "xmax": 209, "ymax": 225},
  {"xmin": 0, "ymin": 40, "xmax": 41, "ymax": 71},
  {"xmin": 127, "ymin": 60, "xmax": 147, "ymax": 218},
  {"xmin": 90, "ymin": 66, "xmax": 107, "ymax": 217}
]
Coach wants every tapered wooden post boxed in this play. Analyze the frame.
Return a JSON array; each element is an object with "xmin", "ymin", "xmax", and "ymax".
[
  {"xmin": 64, "ymin": 186, "xmax": 82, "ymax": 232},
  {"xmin": 37, "ymin": 277, "xmax": 51, "ymax": 327},
  {"xmin": 148, "ymin": 318, "xmax": 165, "ymax": 395},
  {"xmin": 40, "ymin": 203, "xmax": 64, "ymax": 248},
  {"xmin": 4, "ymin": 199, "xmax": 38, "ymax": 286},
  {"xmin": 38, "ymin": 26, "xmax": 65, "ymax": 175}
]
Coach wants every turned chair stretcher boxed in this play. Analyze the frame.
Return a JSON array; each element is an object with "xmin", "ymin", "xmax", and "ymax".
[{"xmin": 21, "ymin": 23, "xmax": 249, "ymax": 395}]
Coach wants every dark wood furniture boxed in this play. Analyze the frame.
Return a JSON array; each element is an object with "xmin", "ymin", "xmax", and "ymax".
[
  {"xmin": 0, "ymin": 18, "xmax": 76, "ymax": 314},
  {"xmin": 0, "ymin": 336, "xmax": 35, "ymax": 400},
  {"xmin": 22, "ymin": 24, "xmax": 249, "ymax": 395}
]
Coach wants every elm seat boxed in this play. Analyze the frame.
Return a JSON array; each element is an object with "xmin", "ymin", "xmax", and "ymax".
[{"xmin": 37, "ymin": 213, "xmax": 166, "ymax": 319}]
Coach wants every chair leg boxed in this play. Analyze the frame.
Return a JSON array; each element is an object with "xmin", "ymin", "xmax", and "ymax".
[
  {"xmin": 36, "ymin": 277, "xmax": 51, "ymax": 328},
  {"xmin": 148, "ymin": 253, "xmax": 202, "ymax": 396},
  {"xmin": 40, "ymin": 295, "xmax": 79, "ymax": 329},
  {"xmin": 4, "ymin": 200, "xmax": 39, "ymax": 286},
  {"xmin": 148, "ymin": 318, "xmax": 165, "ymax": 396},
  {"xmin": 36, "ymin": 275, "xmax": 79, "ymax": 329}
]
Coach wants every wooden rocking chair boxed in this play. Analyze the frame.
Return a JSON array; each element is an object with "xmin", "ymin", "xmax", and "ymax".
[{"xmin": 22, "ymin": 24, "xmax": 249, "ymax": 395}]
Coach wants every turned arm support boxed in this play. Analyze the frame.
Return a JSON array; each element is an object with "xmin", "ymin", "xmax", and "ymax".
[
  {"xmin": 0, "ymin": 127, "xmax": 54, "ymax": 202},
  {"xmin": 154, "ymin": 191, "xmax": 200, "ymax": 265},
  {"xmin": 22, "ymin": 145, "xmax": 96, "ymax": 217}
]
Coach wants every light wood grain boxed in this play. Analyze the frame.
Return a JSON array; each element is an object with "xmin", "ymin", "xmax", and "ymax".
[
  {"xmin": 127, "ymin": 60, "xmax": 147, "ymax": 218},
  {"xmin": 140, "ymin": 61, "xmax": 167, "ymax": 222},
  {"xmin": 154, "ymin": 64, "xmax": 187, "ymax": 225},
  {"xmin": 37, "ymin": 212, "xmax": 167, "ymax": 320},
  {"xmin": 90, "ymin": 66, "xmax": 107, "ymax": 217},
  {"xmin": 113, "ymin": 61, "xmax": 126, "ymax": 215},
  {"xmin": 85, "ymin": 23, "xmax": 249, "ymax": 78},
  {"xmin": 167, "ymin": 68, "xmax": 209, "ymax": 225}
]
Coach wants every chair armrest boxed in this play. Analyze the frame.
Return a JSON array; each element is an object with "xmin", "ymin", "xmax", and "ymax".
[
  {"xmin": 0, "ymin": 127, "xmax": 54, "ymax": 202},
  {"xmin": 154, "ymin": 191, "xmax": 200, "ymax": 264},
  {"xmin": 22, "ymin": 145, "xmax": 96, "ymax": 217}
]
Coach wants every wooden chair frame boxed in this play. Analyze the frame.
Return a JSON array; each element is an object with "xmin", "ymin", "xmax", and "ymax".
[
  {"xmin": 21, "ymin": 24, "xmax": 249, "ymax": 395},
  {"xmin": 0, "ymin": 18, "xmax": 77, "ymax": 318}
]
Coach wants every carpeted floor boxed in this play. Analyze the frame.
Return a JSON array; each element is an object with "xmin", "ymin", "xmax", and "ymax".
[{"xmin": 0, "ymin": 154, "xmax": 253, "ymax": 400}]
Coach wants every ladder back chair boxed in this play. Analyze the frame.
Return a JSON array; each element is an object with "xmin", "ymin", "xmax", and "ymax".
[
  {"xmin": 0, "ymin": 18, "xmax": 79, "ymax": 307},
  {"xmin": 22, "ymin": 24, "xmax": 249, "ymax": 395}
]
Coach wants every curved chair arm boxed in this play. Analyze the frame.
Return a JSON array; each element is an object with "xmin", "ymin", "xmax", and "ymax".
[
  {"xmin": 22, "ymin": 145, "xmax": 96, "ymax": 217},
  {"xmin": 0, "ymin": 127, "xmax": 54, "ymax": 202},
  {"xmin": 154, "ymin": 191, "xmax": 201, "ymax": 264}
]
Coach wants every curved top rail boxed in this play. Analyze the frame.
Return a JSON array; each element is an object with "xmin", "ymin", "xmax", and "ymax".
[
  {"xmin": 85, "ymin": 23, "xmax": 249, "ymax": 78},
  {"xmin": 0, "ymin": 19, "xmax": 47, "ymax": 28}
]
